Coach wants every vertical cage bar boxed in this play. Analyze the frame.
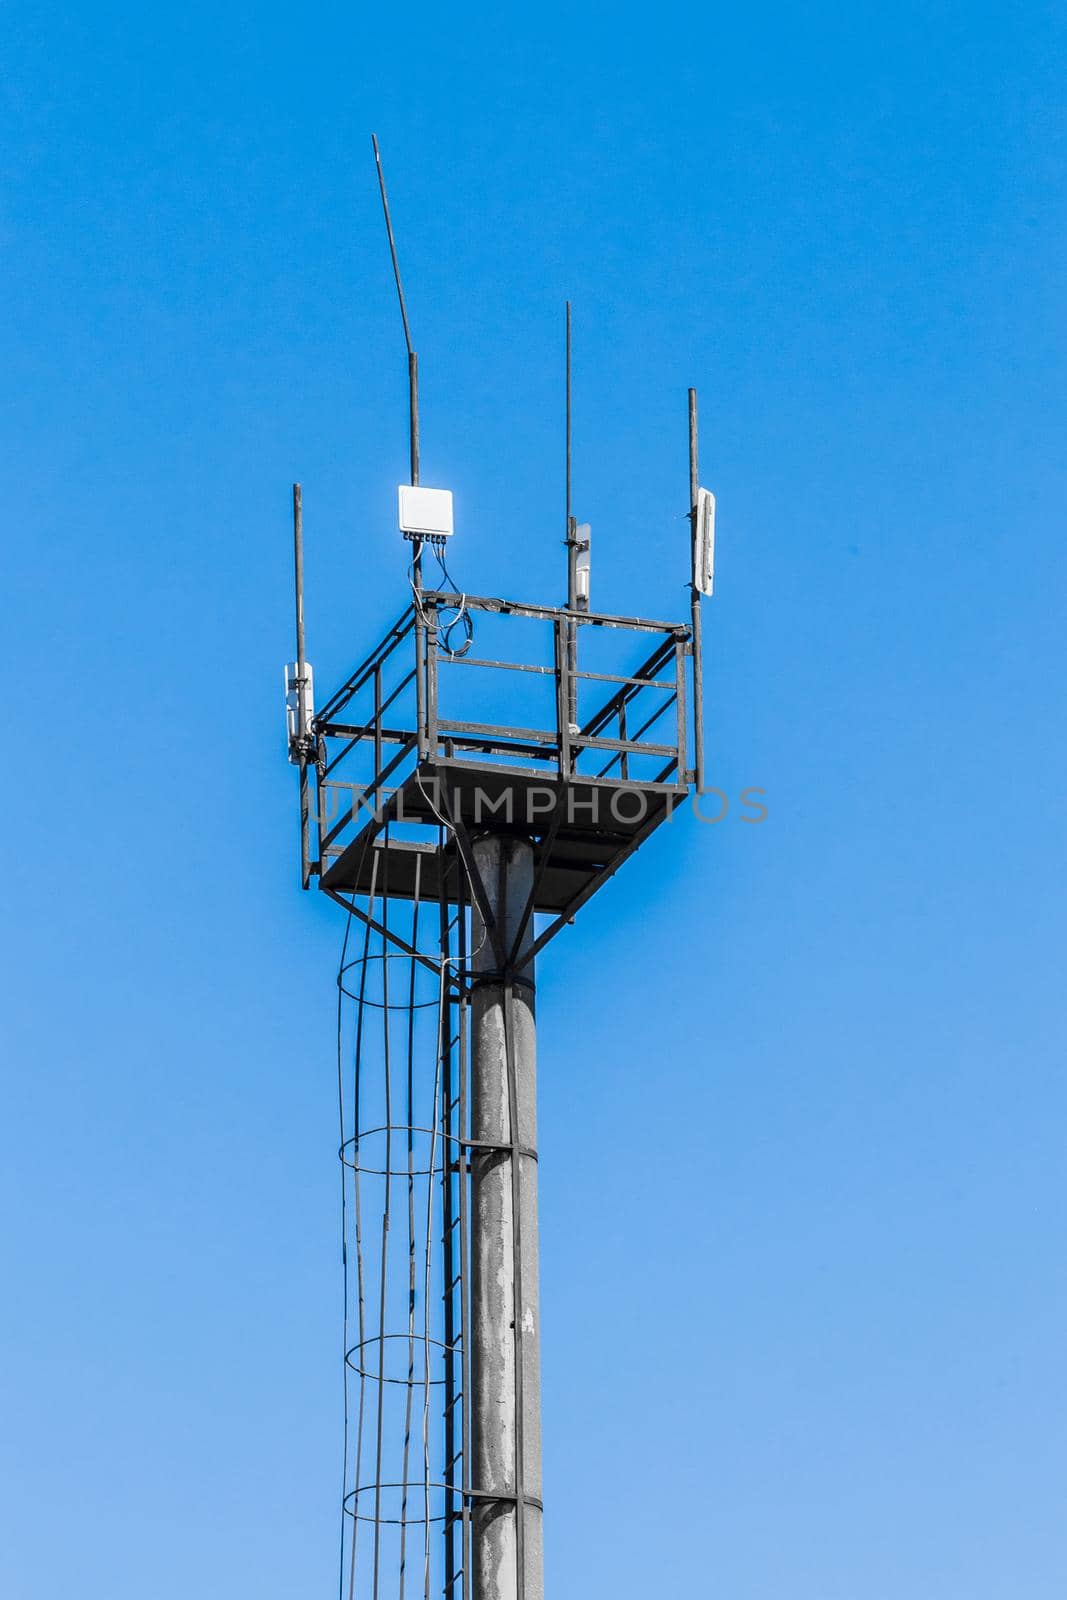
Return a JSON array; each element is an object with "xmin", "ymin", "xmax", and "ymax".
[
  {"xmin": 370, "ymin": 837, "xmax": 393, "ymax": 1600},
  {"xmin": 457, "ymin": 876, "xmax": 472, "ymax": 1600},
  {"xmin": 398, "ymin": 862, "xmax": 422, "ymax": 1599},
  {"xmin": 440, "ymin": 852, "xmax": 460, "ymax": 1598}
]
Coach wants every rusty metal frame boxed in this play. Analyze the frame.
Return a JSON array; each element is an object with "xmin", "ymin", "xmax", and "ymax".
[{"xmin": 301, "ymin": 590, "xmax": 698, "ymax": 960}]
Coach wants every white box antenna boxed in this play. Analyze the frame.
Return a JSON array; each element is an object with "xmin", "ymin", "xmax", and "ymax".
[
  {"xmin": 398, "ymin": 485, "xmax": 454, "ymax": 541},
  {"xmin": 284, "ymin": 660, "xmax": 315, "ymax": 762},
  {"xmin": 574, "ymin": 523, "xmax": 591, "ymax": 604},
  {"xmin": 695, "ymin": 487, "xmax": 716, "ymax": 596}
]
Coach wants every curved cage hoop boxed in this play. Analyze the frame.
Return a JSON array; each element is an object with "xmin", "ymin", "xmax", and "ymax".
[
  {"xmin": 344, "ymin": 1330, "xmax": 460, "ymax": 1387},
  {"xmin": 343, "ymin": 1481, "xmax": 458, "ymax": 1526},
  {"xmin": 340, "ymin": 1123, "xmax": 462, "ymax": 1178}
]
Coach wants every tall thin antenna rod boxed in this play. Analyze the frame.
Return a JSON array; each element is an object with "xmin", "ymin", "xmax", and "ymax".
[
  {"xmin": 292, "ymin": 482, "xmax": 306, "ymax": 675},
  {"xmin": 372, "ymin": 134, "xmax": 413, "ymax": 357},
  {"xmin": 688, "ymin": 388, "xmax": 705, "ymax": 791},
  {"xmin": 371, "ymin": 134, "xmax": 420, "ymax": 490},
  {"xmin": 565, "ymin": 302, "xmax": 576, "ymax": 608},
  {"xmin": 408, "ymin": 351, "xmax": 420, "ymax": 488},
  {"xmin": 292, "ymin": 481, "xmax": 312, "ymax": 884},
  {"xmin": 565, "ymin": 302, "xmax": 572, "ymax": 531}
]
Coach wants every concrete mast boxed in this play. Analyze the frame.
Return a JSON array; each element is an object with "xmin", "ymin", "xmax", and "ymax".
[{"xmin": 469, "ymin": 834, "xmax": 544, "ymax": 1600}]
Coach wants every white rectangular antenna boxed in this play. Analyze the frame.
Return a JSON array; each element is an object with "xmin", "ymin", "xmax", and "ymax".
[
  {"xmin": 574, "ymin": 523, "xmax": 591, "ymax": 604},
  {"xmin": 398, "ymin": 484, "xmax": 454, "ymax": 540},
  {"xmin": 285, "ymin": 660, "xmax": 314, "ymax": 762},
  {"xmin": 695, "ymin": 487, "xmax": 716, "ymax": 596}
]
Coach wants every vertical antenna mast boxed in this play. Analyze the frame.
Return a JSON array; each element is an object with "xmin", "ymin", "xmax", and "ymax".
[
  {"xmin": 564, "ymin": 304, "xmax": 579, "ymax": 735},
  {"xmin": 688, "ymin": 388, "xmax": 705, "ymax": 791},
  {"xmin": 292, "ymin": 482, "xmax": 306, "ymax": 686},
  {"xmin": 372, "ymin": 134, "xmax": 422, "ymax": 582},
  {"xmin": 565, "ymin": 302, "xmax": 575, "ymax": 607},
  {"xmin": 288, "ymin": 480, "xmax": 313, "ymax": 888}
]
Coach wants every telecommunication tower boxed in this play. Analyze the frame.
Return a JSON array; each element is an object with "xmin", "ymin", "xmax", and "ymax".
[{"xmin": 285, "ymin": 142, "xmax": 716, "ymax": 1600}]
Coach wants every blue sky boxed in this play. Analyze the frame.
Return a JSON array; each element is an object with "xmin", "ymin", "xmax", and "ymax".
[{"xmin": 2, "ymin": 1, "xmax": 1065, "ymax": 1596}]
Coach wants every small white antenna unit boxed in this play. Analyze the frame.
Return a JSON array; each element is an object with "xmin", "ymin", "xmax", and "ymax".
[
  {"xmin": 398, "ymin": 485, "xmax": 454, "ymax": 541},
  {"xmin": 285, "ymin": 660, "xmax": 315, "ymax": 762},
  {"xmin": 695, "ymin": 487, "xmax": 715, "ymax": 596},
  {"xmin": 574, "ymin": 523, "xmax": 591, "ymax": 604}
]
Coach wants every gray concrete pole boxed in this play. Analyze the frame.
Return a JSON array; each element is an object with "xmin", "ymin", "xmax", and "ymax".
[{"xmin": 470, "ymin": 835, "xmax": 544, "ymax": 1600}]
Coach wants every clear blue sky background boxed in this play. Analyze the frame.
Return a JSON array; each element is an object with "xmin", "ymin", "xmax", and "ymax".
[{"xmin": 2, "ymin": 2, "xmax": 1065, "ymax": 1596}]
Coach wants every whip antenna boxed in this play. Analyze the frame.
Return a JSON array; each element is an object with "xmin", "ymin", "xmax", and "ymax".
[{"xmin": 372, "ymin": 134, "xmax": 420, "ymax": 494}]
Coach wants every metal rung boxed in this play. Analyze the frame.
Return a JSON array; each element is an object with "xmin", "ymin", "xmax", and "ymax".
[{"xmin": 444, "ymin": 1389, "xmax": 464, "ymax": 1414}]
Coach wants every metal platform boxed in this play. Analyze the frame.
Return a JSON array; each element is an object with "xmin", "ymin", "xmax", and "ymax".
[
  {"xmin": 320, "ymin": 757, "xmax": 688, "ymax": 917},
  {"xmin": 297, "ymin": 588, "xmax": 698, "ymax": 959}
]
